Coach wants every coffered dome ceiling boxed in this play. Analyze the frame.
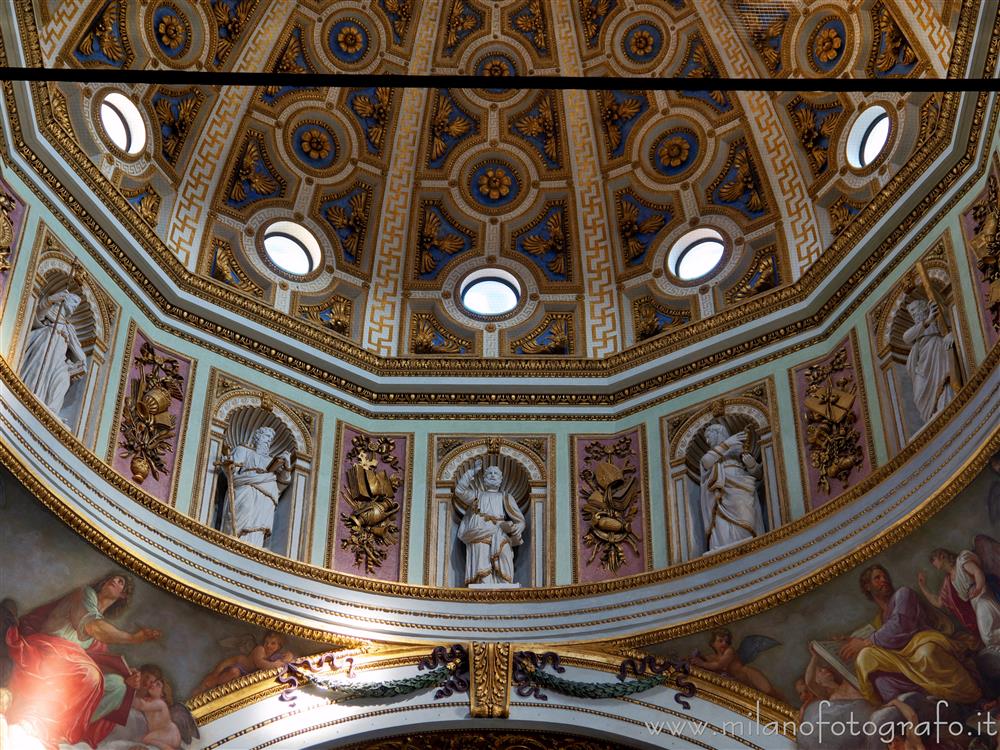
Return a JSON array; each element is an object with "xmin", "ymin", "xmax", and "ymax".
[{"xmin": 16, "ymin": 0, "xmax": 966, "ymax": 381}]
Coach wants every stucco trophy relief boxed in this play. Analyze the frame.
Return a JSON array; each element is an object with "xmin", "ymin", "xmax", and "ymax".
[
  {"xmin": 339, "ymin": 434, "xmax": 402, "ymax": 575},
  {"xmin": 216, "ymin": 412, "xmax": 295, "ymax": 548},
  {"xmin": 19, "ymin": 289, "xmax": 87, "ymax": 419},
  {"xmin": 453, "ymin": 457, "xmax": 527, "ymax": 588},
  {"xmin": 700, "ymin": 421, "xmax": 764, "ymax": 552},
  {"xmin": 579, "ymin": 437, "xmax": 641, "ymax": 572}
]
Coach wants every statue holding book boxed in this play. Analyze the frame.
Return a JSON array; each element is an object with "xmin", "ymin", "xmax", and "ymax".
[{"xmin": 219, "ymin": 425, "xmax": 293, "ymax": 548}]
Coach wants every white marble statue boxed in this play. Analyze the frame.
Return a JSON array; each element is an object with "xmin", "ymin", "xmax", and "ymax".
[
  {"xmin": 454, "ymin": 458, "xmax": 526, "ymax": 587},
  {"xmin": 220, "ymin": 426, "xmax": 292, "ymax": 548},
  {"xmin": 903, "ymin": 297, "xmax": 956, "ymax": 424},
  {"xmin": 700, "ymin": 422, "xmax": 764, "ymax": 553},
  {"xmin": 18, "ymin": 290, "xmax": 86, "ymax": 418}
]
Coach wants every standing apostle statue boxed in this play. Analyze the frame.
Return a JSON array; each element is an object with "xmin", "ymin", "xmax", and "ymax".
[
  {"xmin": 19, "ymin": 290, "xmax": 86, "ymax": 418},
  {"xmin": 701, "ymin": 422, "xmax": 764, "ymax": 553},
  {"xmin": 454, "ymin": 458, "xmax": 526, "ymax": 587},
  {"xmin": 220, "ymin": 425, "xmax": 292, "ymax": 548}
]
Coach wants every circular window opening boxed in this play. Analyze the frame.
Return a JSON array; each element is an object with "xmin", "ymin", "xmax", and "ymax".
[
  {"xmin": 460, "ymin": 268, "xmax": 521, "ymax": 316},
  {"xmin": 668, "ymin": 228, "xmax": 726, "ymax": 281},
  {"xmin": 847, "ymin": 105, "xmax": 891, "ymax": 169},
  {"xmin": 263, "ymin": 221, "xmax": 321, "ymax": 276},
  {"xmin": 99, "ymin": 92, "xmax": 146, "ymax": 155}
]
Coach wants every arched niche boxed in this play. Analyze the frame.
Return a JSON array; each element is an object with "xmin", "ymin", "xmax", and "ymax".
[
  {"xmin": 427, "ymin": 437, "xmax": 550, "ymax": 588},
  {"xmin": 869, "ymin": 245, "xmax": 973, "ymax": 456},
  {"xmin": 11, "ymin": 237, "xmax": 118, "ymax": 449},
  {"xmin": 193, "ymin": 372, "xmax": 318, "ymax": 561},
  {"xmin": 664, "ymin": 394, "xmax": 786, "ymax": 562}
]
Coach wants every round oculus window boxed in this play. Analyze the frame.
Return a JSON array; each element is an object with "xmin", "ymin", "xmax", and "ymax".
[
  {"xmin": 847, "ymin": 105, "xmax": 891, "ymax": 169},
  {"xmin": 99, "ymin": 92, "xmax": 146, "ymax": 155},
  {"xmin": 668, "ymin": 228, "xmax": 726, "ymax": 281},
  {"xmin": 263, "ymin": 221, "xmax": 322, "ymax": 276},
  {"xmin": 460, "ymin": 269, "xmax": 521, "ymax": 316}
]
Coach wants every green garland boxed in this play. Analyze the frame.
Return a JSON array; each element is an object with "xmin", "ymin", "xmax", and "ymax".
[
  {"xmin": 309, "ymin": 665, "xmax": 454, "ymax": 700},
  {"xmin": 526, "ymin": 669, "xmax": 666, "ymax": 699}
]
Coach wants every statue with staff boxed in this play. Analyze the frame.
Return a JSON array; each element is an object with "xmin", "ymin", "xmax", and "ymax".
[
  {"xmin": 18, "ymin": 289, "xmax": 87, "ymax": 418},
  {"xmin": 903, "ymin": 263, "xmax": 963, "ymax": 424},
  {"xmin": 216, "ymin": 425, "xmax": 293, "ymax": 548}
]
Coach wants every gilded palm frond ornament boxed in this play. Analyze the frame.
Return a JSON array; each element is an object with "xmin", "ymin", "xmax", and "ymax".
[
  {"xmin": 513, "ymin": 0, "xmax": 547, "ymax": 51},
  {"xmin": 327, "ymin": 192, "xmax": 370, "ymax": 261},
  {"xmin": 617, "ymin": 199, "xmax": 664, "ymax": 263},
  {"xmin": 790, "ymin": 103, "xmax": 840, "ymax": 173},
  {"xmin": 517, "ymin": 317, "xmax": 570, "ymax": 355},
  {"xmin": 78, "ymin": 2, "xmax": 124, "ymax": 63},
  {"xmin": 718, "ymin": 147, "xmax": 765, "ymax": 213},
  {"xmin": 212, "ymin": 0, "xmax": 255, "ymax": 63},
  {"xmin": 417, "ymin": 209, "xmax": 465, "ymax": 275},
  {"xmin": 514, "ymin": 95, "xmax": 559, "ymax": 164},
  {"xmin": 211, "ymin": 239, "xmax": 263, "ymax": 297},
  {"xmin": 153, "ymin": 95, "xmax": 200, "ymax": 163},
  {"xmin": 444, "ymin": 0, "xmax": 479, "ymax": 52},
  {"xmin": 263, "ymin": 32, "xmax": 306, "ymax": 96},
  {"xmin": 873, "ymin": 3, "xmax": 916, "ymax": 73},
  {"xmin": 351, "ymin": 88, "xmax": 393, "ymax": 152},
  {"xmin": 600, "ymin": 92, "xmax": 642, "ymax": 155},
  {"xmin": 521, "ymin": 210, "xmax": 567, "ymax": 276},
  {"xmin": 749, "ymin": 16, "xmax": 785, "ymax": 74},
  {"xmin": 0, "ymin": 192, "xmax": 16, "ymax": 274},
  {"xmin": 579, "ymin": 0, "xmax": 611, "ymax": 46},
  {"xmin": 687, "ymin": 42, "xmax": 725, "ymax": 106},
  {"xmin": 381, "ymin": 0, "xmax": 413, "ymax": 41},
  {"xmin": 412, "ymin": 316, "xmax": 464, "ymax": 354},
  {"xmin": 229, "ymin": 138, "xmax": 278, "ymax": 203},
  {"xmin": 430, "ymin": 93, "xmax": 471, "ymax": 163}
]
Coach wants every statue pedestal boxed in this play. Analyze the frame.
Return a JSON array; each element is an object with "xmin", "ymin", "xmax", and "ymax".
[{"xmin": 468, "ymin": 582, "xmax": 521, "ymax": 589}]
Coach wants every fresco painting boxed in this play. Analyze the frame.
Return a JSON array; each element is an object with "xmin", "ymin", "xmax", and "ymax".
[
  {"xmin": 0, "ymin": 467, "xmax": 326, "ymax": 750},
  {"xmin": 655, "ymin": 455, "xmax": 1000, "ymax": 748}
]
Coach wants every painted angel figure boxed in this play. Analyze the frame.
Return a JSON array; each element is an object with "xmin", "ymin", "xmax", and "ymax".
[
  {"xmin": 689, "ymin": 627, "xmax": 784, "ymax": 700},
  {"xmin": 194, "ymin": 631, "xmax": 295, "ymax": 695},
  {"xmin": 454, "ymin": 458, "xmax": 526, "ymax": 587},
  {"xmin": 18, "ymin": 290, "xmax": 87, "ymax": 418},
  {"xmin": 126, "ymin": 668, "xmax": 199, "ymax": 750},
  {"xmin": 219, "ymin": 425, "xmax": 293, "ymax": 548}
]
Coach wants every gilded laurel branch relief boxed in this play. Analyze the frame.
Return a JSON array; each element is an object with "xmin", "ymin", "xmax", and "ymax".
[
  {"xmin": 868, "ymin": 237, "xmax": 973, "ymax": 457},
  {"xmin": 661, "ymin": 382, "xmax": 788, "ymax": 564},
  {"xmin": 10, "ymin": 229, "xmax": 119, "ymax": 451},
  {"xmin": 194, "ymin": 371, "xmax": 320, "ymax": 561},
  {"xmin": 427, "ymin": 436, "xmax": 550, "ymax": 588}
]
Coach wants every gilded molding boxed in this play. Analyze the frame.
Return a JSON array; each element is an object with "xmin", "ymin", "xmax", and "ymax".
[
  {"xmin": 0, "ymin": 0, "xmax": 991, "ymax": 393},
  {"xmin": 469, "ymin": 641, "xmax": 512, "ymax": 718}
]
